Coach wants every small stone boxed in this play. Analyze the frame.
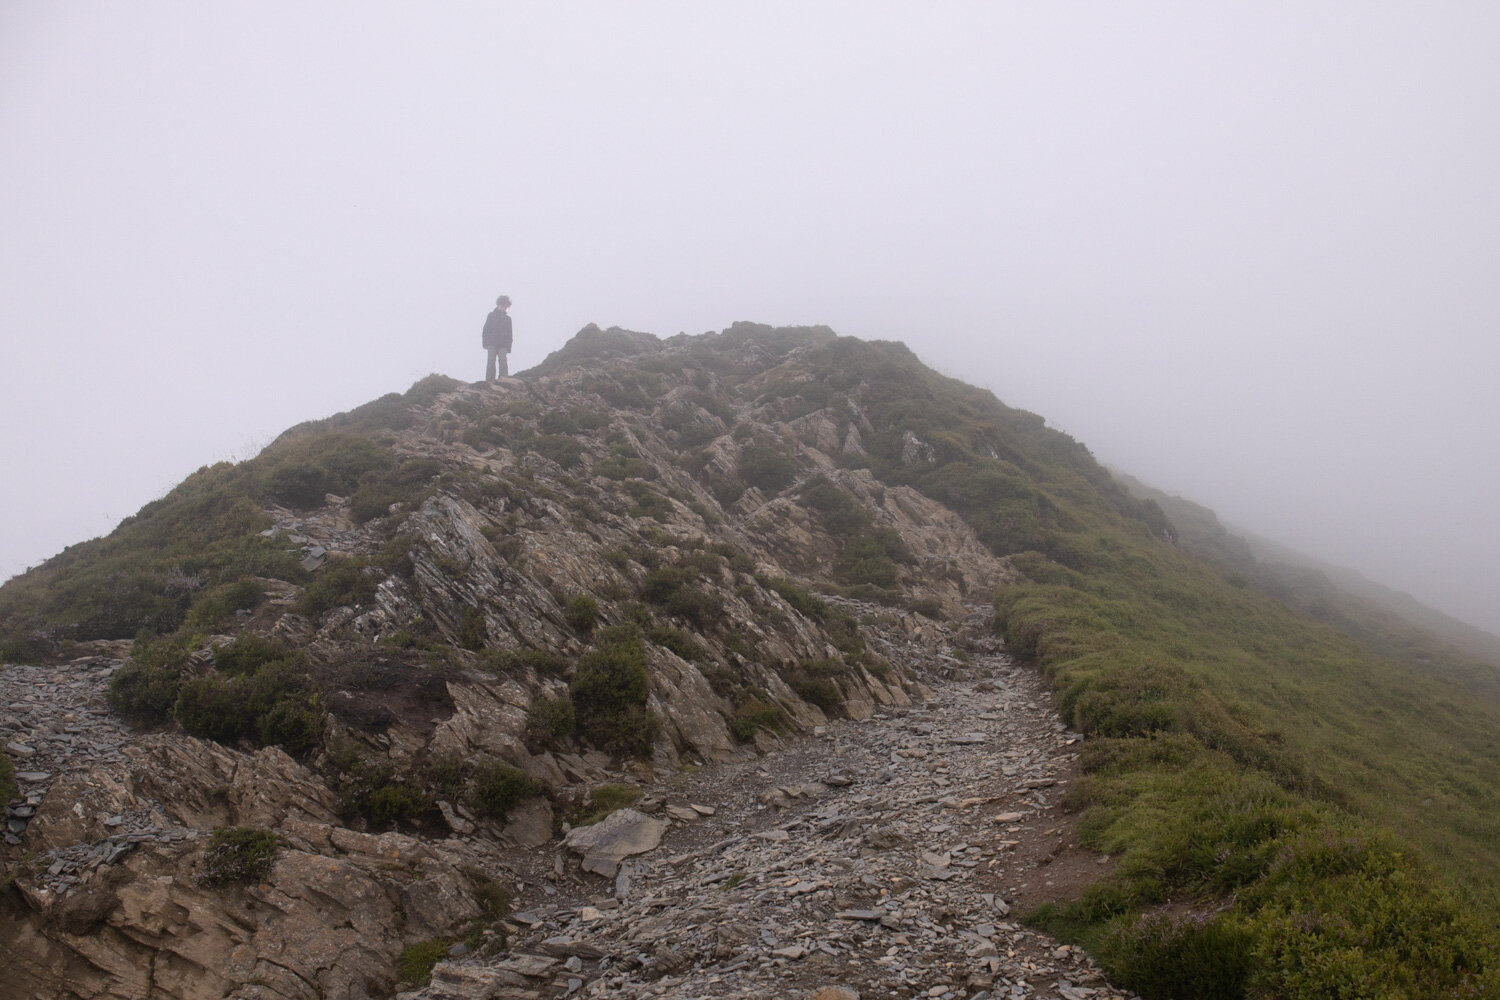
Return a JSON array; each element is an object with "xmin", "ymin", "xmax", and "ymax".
[
  {"xmin": 834, "ymin": 910, "xmax": 884, "ymax": 922},
  {"xmin": 4, "ymin": 741, "xmax": 35, "ymax": 757},
  {"xmin": 753, "ymin": 829, "xmax": 790, "ymax": 843},
  {"xmin": 993, "ymin": 812, "xmax": 1025, "ymax": 824},
  {"xmin": 771, "ymin": 945, "xmax": 807, "ymax": 960}
]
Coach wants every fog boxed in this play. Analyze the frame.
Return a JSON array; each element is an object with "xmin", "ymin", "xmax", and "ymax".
[{"xmin": 3, "ymin": 4, "xmax": 1497, "ymax": 636}]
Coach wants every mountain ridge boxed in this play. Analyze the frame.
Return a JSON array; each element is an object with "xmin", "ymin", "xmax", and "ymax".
[{"xmin": 2, "ymin": 323, "xmax": 1498, "ymax": 999}]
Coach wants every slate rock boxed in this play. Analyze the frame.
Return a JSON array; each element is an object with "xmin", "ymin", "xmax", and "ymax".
[{"xmin": 562, "ymin": 808, "xmax": 669, "ymax": 877}]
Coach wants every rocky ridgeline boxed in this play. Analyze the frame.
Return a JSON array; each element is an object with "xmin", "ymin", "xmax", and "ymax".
[{"xmin": 1, "ymin": 331, "xmax": 1137, "ymax": 998}]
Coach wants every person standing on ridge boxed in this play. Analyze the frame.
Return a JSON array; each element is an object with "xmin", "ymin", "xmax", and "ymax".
[{"xmin": 482, "ymin": 295, "xmax": 513, "ymax": 381}]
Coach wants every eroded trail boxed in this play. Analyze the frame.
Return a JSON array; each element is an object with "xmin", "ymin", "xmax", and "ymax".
[{"xmin": 441, "ymin": 612, "xmax": 1131, "ymax": 1000}]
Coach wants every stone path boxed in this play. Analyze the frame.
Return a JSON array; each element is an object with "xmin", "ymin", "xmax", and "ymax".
[
  {"xmin": 1, "ymin": 657, "xmax": 130, "ymax": 845},
  {"xmin": 0, "ymin": 653, "xmax": 205, "ymax": 893},
  {"xmin": 419, "ymin": 616, "xmax": 1132, "ymax": 1000}
]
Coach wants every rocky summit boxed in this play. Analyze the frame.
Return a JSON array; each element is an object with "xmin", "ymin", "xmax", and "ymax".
[{"xmin": 4, "ymin": 323, "xmax": 1498, "ymax": 1000}]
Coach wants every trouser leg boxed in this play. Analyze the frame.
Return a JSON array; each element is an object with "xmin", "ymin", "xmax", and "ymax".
[
  {"xmin": 499, "ymin": 352, "xmax": 508, "ymax": 377},
  {"xmin": 486, "ymin": 348, "xmax": 497, "ymax": 381}
]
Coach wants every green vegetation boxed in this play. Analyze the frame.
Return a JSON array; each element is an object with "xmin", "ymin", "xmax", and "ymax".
[
  {"xmin": 571, "ymin": 782, "xmax": 643, "ymax": 826},
  {"xmin": 468, "ymin": 761, "xmax": 541, "ymax": 820},
  {"xmin": 729, "ymin": 698, "xmax": 784, "ymax": 742},
  {"xmin": 737, "ymin": 439, "xmax": 798, "ymax": 493},
  {"xmin": 639, "ymin": 565, "xmax": 722, "ymax": 629},
  {"xmin": 646, "ymin": 625, "xmax": 709, "ymax": 663},
  {"xmin": 294, "ymin": 557, "xmax": 378, "ymax": 618},
  {"xmin": 1000, "ymin": 541, "xmax": 1500, "ymax": 996},
  {"xmin": 108, "ymin": 633, "xmax": 324, "ymax": 756},
  {"xmin": 397, "ymin": 938, "xmax": 452, "ymax": 986},
  {"xmin": 525, "ymin": 694, "xmax": 576, "ymax": 747},
  {"xmin": 196, "ymin": 827, "xmax": 281, "ymax": 889},
  {"xmin": 182, "ymin": 576, "xmax": 264, "ymax": 632},
  {"xmin": 0, "ymin": 748, "xmax": 16, "ymax": 804},
  {"xmin": 0, "ymin": 464, "xmax": 306, "ymax": 641},
  {"xmin": 333, "ymin": 754, "xmax": 428, "ymax": 828},
  {"xmin": 782, "ymin": 658, "xmax": 848, "ymax": 715},
  {"xmin": 568, "ymin": 626, "xmax": 658, "ymax": 758},
  {"xmin": 563, "ymin": 593, "xmax": 599, "ymax": 633}
]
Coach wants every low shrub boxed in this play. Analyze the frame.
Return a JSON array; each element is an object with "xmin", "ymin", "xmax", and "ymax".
[
  {"xmin": 640, "ymin": 566, "xmax": 721, "ymax": 628},
  {"xmin": 458, "ymin": 607, "xmax": 487, "ymax": 651},
  {"xmin": 738, "ymin": 440, "xmax": 797, "ymax": 492},
  {"xmin": 468, "ymin": 762, "xmax": 541, "ymax": 820},
  {"xmin": 0, "ymin": 749, "xmax": 15, "ymax": 804},
  {"xmin": 175, "ymin": 674, "xmax": 254, "ymax": 743},
  {"xmin": 572, "ymin": 783, "xmax": 643, "ymax": 826},
  {"xmin": 730, "ymin": 699, "xmax": 784, "ymax": 742},
  {"xmin": 646, "ymin": 625, "xmax": 708, "ymax": 662},
  {"xmin": 564, "ymin": 594, "xmax": 599, "ymax": 633},
  {"xmin": 294, "ymin": 558, "xmax": 378, "ymax": 618},
  {"xmin": 107, "ymin": 659, "xmax": 183, "ymax": 727},
  {"xmin": 397, "ymin": 938, "xmax": 453, "ymax": 986},
  {"xmin": 762, "ymin": 576, "xmax": 828, "ymax": 619},
  {"xmin": 908, "ymin": 597, "xmax": 945, "ymax": 619},
  {"xmin": 0, "ymin": 629, "xmax": 56, "ymax": 665},
  {"xmin": 525, "ymin": 694, "xmax": 575, "ymax": 746},
  {"xmin": 172, "ymin": 659, "xmax": 320, "ymax": 754},
  {"xmin": 196, "ymin": 827, "xmax": 281, "ymax": 889},
  {"xmin": 792, "ymin": 678, "xmax": 842, "ymax": 714},
  {"xmin": 1098, "ymin": 909, "xmax": 1254, "ymax": 1000},
  {"xmin": 569, "ymin": 627, "xmax": 659, "ymax": 758},
  {"xmin": 212, "ymin": 634, "xmax": 290, "ymax": 676},
  {"xmin": 182, "ymin": 576, "xmax": 264, "ymax": 632}
]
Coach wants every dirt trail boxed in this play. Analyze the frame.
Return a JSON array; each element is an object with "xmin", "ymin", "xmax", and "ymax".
[{"xmin": 440, "ymin": 611, "xmax": 1132, "ymax": 1000}]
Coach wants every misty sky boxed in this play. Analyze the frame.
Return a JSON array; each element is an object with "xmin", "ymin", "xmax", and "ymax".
[{"xmin": 3, "ymin": 4, "xmax": 1497, "ymax": 636}]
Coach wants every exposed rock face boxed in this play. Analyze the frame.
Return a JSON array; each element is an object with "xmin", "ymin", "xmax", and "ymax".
[{"xmin": 1, "ymin": 325, "xmax": 1089, "ymax": 999}]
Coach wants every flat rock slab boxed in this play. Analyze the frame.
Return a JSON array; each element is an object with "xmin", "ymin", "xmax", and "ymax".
[{"xmin": 562, "ymin": 808, "xmax": 669, "ymax": 876}]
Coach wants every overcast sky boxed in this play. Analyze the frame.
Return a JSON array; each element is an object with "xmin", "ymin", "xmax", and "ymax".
[{"xmin": 3, "ymin": 3, "xmax": 1497, "ymax": 636}]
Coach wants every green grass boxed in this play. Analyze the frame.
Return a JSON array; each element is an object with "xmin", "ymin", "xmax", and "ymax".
[
  {"xmin": 397, "ymin": 937, "xmax": 452, "ymax": 986},
  {"xmin": 0, "ymin": 748, "xmax": 15, "ymax": 804},
  {"xmin": 570, "ymin": 782, "xmax": 643, "ymax": 826},
  {"xmin": 998, "ymin": 541, "xmax": 1500, "ymax": 997}
]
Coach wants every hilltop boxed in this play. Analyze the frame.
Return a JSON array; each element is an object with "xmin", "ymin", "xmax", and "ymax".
[{"xmin": 2, "ymin": 323, "xmax": 1498, "ymax": 1000}]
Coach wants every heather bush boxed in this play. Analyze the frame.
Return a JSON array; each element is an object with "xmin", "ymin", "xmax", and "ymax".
[
  {"xmin": 468, "ymin": 762, "xmax": 541, "ymax": 820},
  {"xmin": 196, "ymin": 827, "xmax": 281, "ymax": 889},
  {"xmin": 569, "ymin": 627, "xmax": 658, "ymax": 758},
  {"xmin": 564, "ymin": 593, "xmax": 599, "ymax": 633}
]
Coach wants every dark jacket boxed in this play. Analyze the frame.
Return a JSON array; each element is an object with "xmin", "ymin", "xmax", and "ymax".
[{"xmin": 482, "ymin": 309, "xmax": 513, "ymax": 350}]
